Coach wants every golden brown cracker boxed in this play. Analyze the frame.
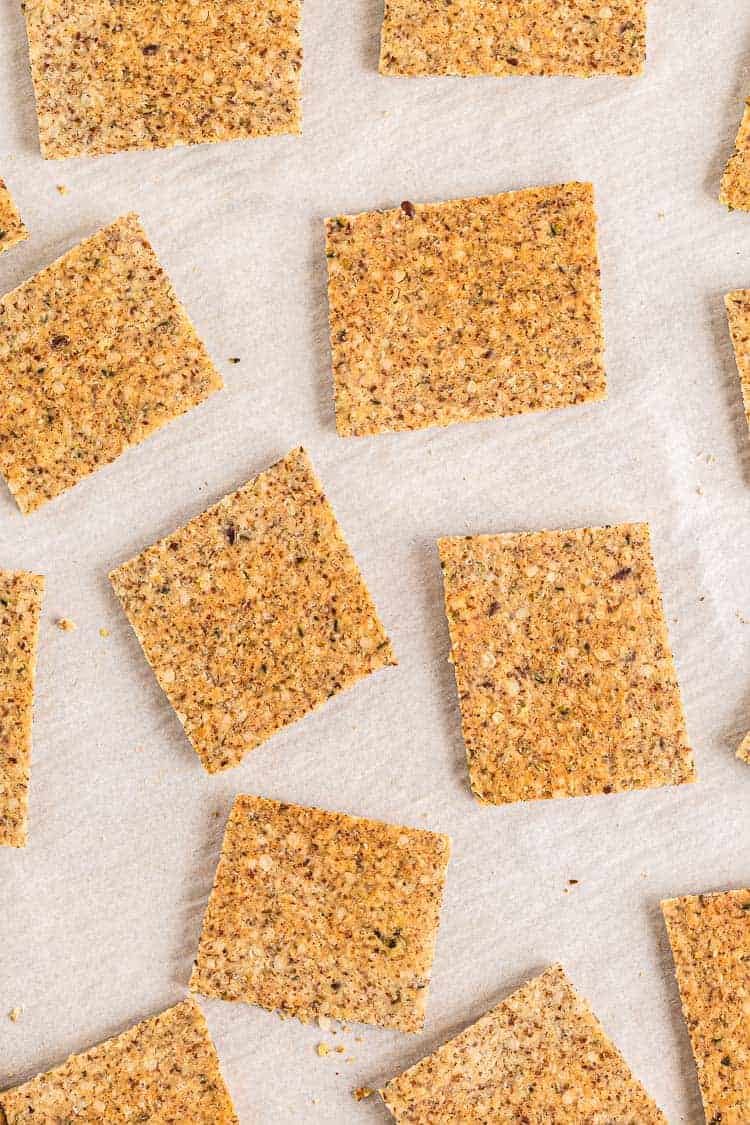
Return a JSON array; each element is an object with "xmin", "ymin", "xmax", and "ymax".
[
  {"xmin": 438, "ymin": 522, "xmax": 694, "ymax": 804},
  {"xmin": 190, "ymin": 795, "xmax": 451, "ymax": 1031},
  {"xmin": 326, "ymin": 183, "xmax": 606, "ymax": 436},
  {"xmin": 110, "ymin": 448, "xmax": 396, "ymax": 773},
  {"xmin": 0, "ymin": 179, "xmax": 27, "ymax": 255},
  {"xmin": 738, "ymin": 731, "xmax": 750, "ymax": 763},
  {"xmin": 725, "ymin": 290, "xmax": 750, "ymax": 433},
  {"xmin": 721, "ymin": 102, "xmax": 750, "ymax": 211}
]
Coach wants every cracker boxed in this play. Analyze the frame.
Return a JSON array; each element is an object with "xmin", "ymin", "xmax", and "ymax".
[
  {"xmin": 325, "ymin": 183, "xmax": 606, "ymax": 436},
  {"xmin": 662, "ymin": 890, "xmax": 750, "ymax": 1125},
  {"xmin": 0, "ymin": 997, "xmax": 238, "ymax": 1123},
  {"xmin": 0, "ymin": 570, "xmax": 43, "ymax": 848},
  {"xmin": 110, "ymin": 448, "xmax": 396, "ymax": 773},
  {"xmin": 438, "ymin": 522, "xmax": 694, "ymax": 804},
  {"xmin": 738, "ymin": 731, "xmax": 750, "ymax": 763},
  {"xmin": 190, "ymin": 794, "xmax": 451, "ymax": 1031},
  {"xmin": 380, "ymin": 964, "xmax": 666, "ymax": 1123},
  {"xmin": 379, "ymin": 1, "xmax": 646, "ymax": 77},
  {"xmin": 0, "ymin": 214, "xmax": 222, "ymax": 514},
  {"xmin": 721, "ymin": 102, "xmax": 750, "ymax": 211},
  {"xmin": 23, "ymin": 0, "xmax": 302, "ymax": 160},
  {"xmin": 0, "ymin": 178, "xmax": 27, "ymax": 255},
  {"xmin": 725, "ymin": 290, "xmax": 750, "ymax": 434}
]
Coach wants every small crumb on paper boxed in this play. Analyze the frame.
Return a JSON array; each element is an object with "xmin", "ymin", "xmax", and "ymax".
[
  {"xmin": 56, "ymin": 618, "xmax": 76, "ymax": 632},
  {"xmin": 8, "ymin": 1007, "xmax": 22, "ymax": 1022},
  {"xmin": 353, "ymin": 1086, "xmax": 374, "ymax": 1101},
  {"xmin": 316, "ymin": 1043, "xmax": 330, "ymax": 1057}
]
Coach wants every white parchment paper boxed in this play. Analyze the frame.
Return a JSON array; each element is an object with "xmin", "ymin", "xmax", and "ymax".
[{"xmin": 0, "ymin": 3, "xmax": 749, "ymax": 1121}]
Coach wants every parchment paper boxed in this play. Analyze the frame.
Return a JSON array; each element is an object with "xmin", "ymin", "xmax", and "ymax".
[{"xmin": 0, "ymin": 3, "xmax": 748, "ymax": 1121}]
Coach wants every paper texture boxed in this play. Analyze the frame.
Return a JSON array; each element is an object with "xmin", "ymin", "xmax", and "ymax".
[{"xmin": 0, "ymin": 3, "xmax": 748, "ymax": 1122}]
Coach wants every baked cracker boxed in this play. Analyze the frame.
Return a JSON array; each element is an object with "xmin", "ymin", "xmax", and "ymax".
[
  {"xmin": 725, "ymin": 290, "xmax": 750, "ymax": 433},
  {"xmin": 0, "ymin": 178, "xmax": 28, "ymax": 255},
  {"xmin": 721, "ymin": 102, "xmax": 750, "ymax": 211}
]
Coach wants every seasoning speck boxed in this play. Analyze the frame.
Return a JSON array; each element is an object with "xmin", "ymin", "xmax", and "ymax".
[
  {"xmin": 316, "ymin": 1043, "xmax": 330, "ymax": 1057},
  {"xmin": 9, "ymin": 1007, "xmax": 22, "ymax": 1022},
  {"xmin": 353, "ymin": 1086, "xmax": 374, "ymax": 1100}
]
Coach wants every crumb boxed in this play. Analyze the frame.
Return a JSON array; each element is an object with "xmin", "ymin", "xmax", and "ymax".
[
  {"xmin": 354, "ymin": 1087, "xmax": 374, "ymax": 1101},
  {"xmin": 228, "ymin": 357, "xmax": 241, "ymax": 364},
  {"xmin": 355, "ymin": 1036, "xmax": 364, "ymax": 1043},
  {"xmin": 316, "ymin": 1043, "xmax": 330, "ymax": 1057},
  {"xmin": 696, "ymin": 486, "xmax": 704, "ymax": 496},
  {"xmin": 56, "ymin": 617, "xmax": 76, "ymax": 631},
  {"xmin": 737, "ymin": 611, "xmax": 749, "ymax": 625},
  {"xmin": 657, "ymin": 210, "xmax": 665, "ymax": 220},
  {"xmin": 568, "ymin": 879, "xmax": 579, "ymax": 885},
  {"xmin": 336, "ymin": 1045, "xmax": 345, "ymax": 1054},
  {"xmin": 99, "ymin": 627, "xmax": 110, "ymax": 638},
  {"xmin": 9, "ymin": 1007, "xmax": 22, "ymax": 1022},
  {"xmin": 56, "ymin": 184, "xmax": 68, "ymax": 195}
]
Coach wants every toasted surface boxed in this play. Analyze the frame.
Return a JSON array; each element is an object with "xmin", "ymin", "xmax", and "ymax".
[
  {"xmin": 379, "ymin": 0, "xmax": 646, "ymax": 77},
  {"xmin": 738, "ymin": 731, "xmax": 750, "ymax": 763},
  {"xmin": 438, "ymin": 522, "xmax": 694, "ymax": 804},
  {"xmin": 380, "ymin": 964, "xmax": 666, "ymax": 1123},
  {"xmin": 725, "ymin": 291, "xmax": 750, "ymax": 433},
  {"xmin": 325, "ymin": 183, "xmax": 605, "ymax": 436},
  {"xmin": 662, "ymin": 890, "xmax": 750, "ymax": 1125},
  {"xmin": 0, "ymin": 998, "xmax": 238, "ymax": 1123},
  {"xmin": 190, "ymin": 795, "xmax": 451, "ymax": 1031},
  {"xmin": 0, "ymin": 179, "xmax": 28, "ymax": 255},
  {"xmin": 23, "ymin": 0, "xmax": 302, "ymax": 159},
  {"xmin": 0, "ymin": 214, "xmax": 221, "ymax": 514},
  {"xmin": 0, "ymin": 570, "xmax": 44, "ymax": 848},
  {"xmin": 110, "ymin": 448, "xmax": 396, "ymax": 773},
  {"xmin": 721, "ymin": 103, "xmax": 750, "ymax": 211}
]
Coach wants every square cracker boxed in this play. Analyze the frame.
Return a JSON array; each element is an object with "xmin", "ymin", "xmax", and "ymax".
[
  {"xmin": 380, "ymin": 964, "xmax": 666, "ymax": 1123},
  {"xmin": 662, "ymin": 890, "xmax": 750, "ymax": 1125},
  {"xmin": 0, "ymin": 570, "xmax": 43, "ymax": 848},
  {"xmin": 0, "ymin": 213, "xmax": 222, "ymax": 514},
  {"xmin": 23, "ymin": 0, "xmax": 302, "ymax": 160},
  {"xmin": 438, "ymin": 522, "xmax": 694, "ymax": 805},
  {"xmin": 0, "ymin": 997, "xmax": 238, "ymax": 1123},
  {"xmin": 0, "ymin": 178, "xmax": 28, "ymax": 255},
  {"xmin": 379, "ymin": 1, "xmax": 646, "ymax": 77},
  {"xmin": 721, "ymin": 102, "xmax": 750, "ymax": 211},
  {"xmin": 325, "ymin": 183, "xmax": 606, "ymax": 436},
  {"xmin": 725, "ymin": 291, "xmax": 750, "ymax": 433},
  {"xmin": 110, "ymin": 448, "xmax": 396, "ymax": 773},
  {"xmin": 190, "ymin": 795, "xmax": 451, "ymax": 1031}
]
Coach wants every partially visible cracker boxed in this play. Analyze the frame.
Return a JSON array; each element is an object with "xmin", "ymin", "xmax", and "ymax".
[
  {"xmin": 0, "ymin": 178, "xmax": 27, "ymax": 255},
  {"xmin": 0, "ymin": 569, "xmax": 44, "ymax": 848},
  {"xmin": 725, "ymin": 290, "xmax": 750, "ymax": 433},
  {"xmin": 438, "ymin": 522, "xmax": 694, "ymax": 804},
  {"xmin": 190, "ymin": 795, "xmax": 451, "ymax": 1031},
  {"xmin": 379, "ymin": 1, "xmax": 646, "ymax": 77},
  {"xmin": 662, "ymin": 890, "xmax": 750, "ymax": 1124},
  {"xmin": 0, "ymin": 997, "xmax": 238, "ymax": 1123},
  {"xmin": 380, "ymin": 964, "xmax": 666, "ymax": 1123},
  {"xmin": 0, "ymin": 214, "xmax": 222, "ymax": 514},
  {"xmin": 23, "ymin": 0, "xmax": 302, "ymax": 160},
  {"xmin": 738, "ymin": 731, "xmax": 750, "ymax": 763},
  {"xmin": 721, "ymin": 102, "xmax": 750, "ymax": 211},
  {"xmin": 110, "ymin": 449, "xmax": 396, "ymax": 773},
  {"xmin": 326, "ymin": 183, "xmax": 606, "ymax": 436}
]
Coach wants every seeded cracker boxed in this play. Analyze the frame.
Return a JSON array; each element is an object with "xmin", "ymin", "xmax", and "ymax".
[
  {"xmin": 0, "ymin": 178, "xmax": 27, "ymax": 255},
  {"xmin": 438, "ymin": 523, "xmax": 694, "ymax": 804},
  {"xmin": 721, "ymin": 102, "xmax": 750, "ymax": 211},
  {"xmin": 0, "ymin": 570, "xmax": 43, "ymax": 848},
  {"xmin": 662, "ymin": 890, "xmax": 750, "ymax": 1124},
  {"xmin": 110, "ymin": 449, "xmax": 396, "ymax": 773},
  {"xmin": 380, "ymin": 964, "xmax": 666, "ymax": 1123},
  {"xmin": 22, "ymin": 0, "xmax": 302, "ymax": 160},
  {"xmin": 325, "ymin": 183, "xmax": 606, "ymax": 436},
  {"xmin": 725, "ymin": 291, "xmax": 750, "ymax": 434},
  {"xmin": 0, "ymin": 214, "xmax": 222, "ymax": 514},
  {"xmin": 379, "ymin": 1, "xmax": 646, "ymax": 77},
  {"xmin": 190, "ymin": 795, "xmax": 451, "ymax": 1031},
  {"xmin": 0, "ymin": 998, "xmax": 238, "ymax": 1123}
]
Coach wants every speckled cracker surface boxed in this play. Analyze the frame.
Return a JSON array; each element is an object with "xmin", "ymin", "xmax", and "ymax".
[
  {"xmin": 662, "ymin": 890, "xmax": 750, "ymax": 1125},
  {"xmin": 721, "ymin": 103, "xmax": 750, "ymax": 211},
  {"xmin": 725, "ymin": 291, "xmax": 750, "ymax": 433},
  {"xmin": 379, "ymin": 1, "xmax": 646, "ymax": 77},
  {"xmin": 325, "ymin": 183, "xmax": 606, "ymax": 436},
  {"xmin": 190, "ymin": 795, "xmax": 451, "ymax": 1031},
  {"xmin": 0, "ymin": 213, "xmax": 222, "ymax": 514},
  {"xmin": 380, "ymin": 964, "xmax": 666, "ymax": 1123},
  {"xmin": 0, "ymin": 570, "xmax": 43, "ymax": 849},
  {"xmin": 738, "ymin": 731, "xmax": 750, "ymax": 762},
  {"xmin": 0, "ymin": 998, "xmax": 238, "ymax": 1123},
  {"xmin": 438, "ymin": 522, "xmax": 694, "ymax": 805},
  {"xmin": 110, "ymin": 449, "xmax": 396, "ymax": 773},
  {"xmin": 23, "ymin": 0, "xmax": 302, "ymax": 160},
  {"xmin": 0, "ymin": 178, "xmax": 27, "ymax": 255}
]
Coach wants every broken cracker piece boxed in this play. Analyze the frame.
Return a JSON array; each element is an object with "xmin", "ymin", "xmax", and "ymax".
[
  {"xmin": 380, "ymin": 964, "xmax": 665, "ymax": 1123},
  {"xmin": 438, "ymin": 522, "xmax": 694, "ymax": 804},
  {"xmin": 0, "ymin": 214, "xmax": 222, "ymax": 514},
  {"xmin": 738, "ymin": 732, "xmax": 750, "ymax": 763},
  {"xmin": 0, "ymin": 998, "xmax": 237, "ymax": 1124},
  {"xmin": 0, "ymin": 569, "xmax": 44, "ymax": 848},
  {"xmin": 110, "ymin": 448, "xmax": 396, "ymax": 773},
  {"xmin": 662, "ymin": 889, "xmax": 750, "ymax": 1125},
  {"xmin": 326, "ymin": 183, "xmax": 606, "ymax": 436},
  {"xmin": 721, "ymin": 102, "xmax": 750, "ymax": 211},
  {"xmin": 725, "ymin": 291, "xmax": 750, "ymax": 434},
  {"xmin": 190, "ymin": 795, "xmax": 451, "ymax": 1031},
  {"xmin": 380, "ymin": 0, "xmax": 646, "ymax": 78},
  {"xmin": 0, "ymin": 178, "xmax": 28, "ymax": 255},
  {"xmin": 23, "ymin": 0, "xmax": 302, "ymax": 160}
]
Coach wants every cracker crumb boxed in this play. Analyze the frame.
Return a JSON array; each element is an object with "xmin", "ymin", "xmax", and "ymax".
[
  {"xmin": 316, "ymin": 1043, "xmax": 330, "ymax": 1057},
  {"xmin": 354, "ymin": 1086, "xmax": 374, "ymax": 1101},
  {"xmin": 9, "ymin": 1007, "xmax": 22, "ymax": 1022},
  {"xmin": 56, "ymin": 618, "xmax": 76, "ymax": 632},
  {"xmin": 56, "ymin": 184, "xmax": 68, "ymax": 196},
  {"xmin": 0, "ymin": 178, "xmax": 28, "ymax": 256}
]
